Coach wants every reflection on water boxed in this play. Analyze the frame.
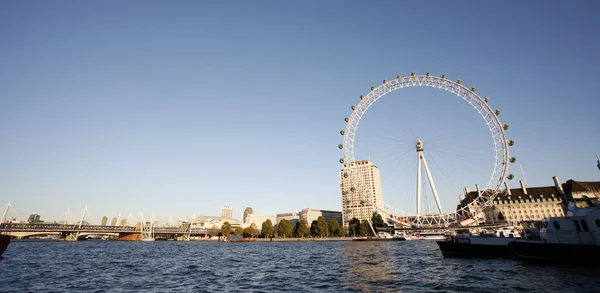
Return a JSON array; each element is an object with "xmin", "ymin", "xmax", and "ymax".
[{"xmin": 341, "ymin": 241, "xmax": 402, "ymax": 292}]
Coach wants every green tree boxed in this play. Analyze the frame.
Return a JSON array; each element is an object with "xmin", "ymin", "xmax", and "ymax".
[
  {"xmin": 243, "ymin": 223, "xmax": 260, "ymax": 238},
  {"xmin": 233, "ymin": 226, "xmax": 243, "ymax": 236},
  {"xmin": 221, "ymin": 222, "xmax": 232, "ymax": 236},
  {"xmin": 348, "ymin": 218, "xmax": 360, "ymax": 237},
  {"xmin": 209, "ymin": 225, "xmax": 220, "ymax": 238},
  {"xmin": 371, "ymin": 212, "xmax": 386, "ymax": 228},
  {"xmin": 261, "ymin": 219, "xmax": 274, "ymax": 237},
  {"xmin": 310, "ymin": 220, "xmax": 318, "ymax": 237},
  {"xmin": 359, "ymin": 220, "xmax": 370, "ymax": 237},
  {"xmin": 294, "ymin": 220, "xmax": 310, "ymax": 238},
  {"xmin": 316, "ymin": 216, "xmax": 330, "ymax": 237},
  {"xmin": 277, "ymin": 219, "xmax": 293, "ymax": 238},
  {"xmin": 328, "ymin": 218, "xmax": 343, "ymax": 237}
]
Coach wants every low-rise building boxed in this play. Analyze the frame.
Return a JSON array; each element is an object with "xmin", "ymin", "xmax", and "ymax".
[{"xmin": 299, "ymin": 208, "xmax": 342, "ymax": 225}]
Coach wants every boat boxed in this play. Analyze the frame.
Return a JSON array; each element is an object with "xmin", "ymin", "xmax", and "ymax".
[
  {"xmin": 436, "ymin": 231, "xmax": 515, "ymax": 257},
  {"xmin": 406, "ymin": 231, "xmax": 446, "ymax": 241},
  {"xmin": 352, "ymin": 231, "xmax": 406, "ymax": 241},
  {"xmin": 0, "ymin": 234, "xmax": 10, "ymax": 257},
  {"xmin": 508, "ymin": 203, "xmax": 600, "ymax": 264}
]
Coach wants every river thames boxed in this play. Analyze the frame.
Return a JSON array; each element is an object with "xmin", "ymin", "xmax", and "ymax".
[{"xmin": 1, "ymin": 240, "xmax": 599, "ymax": 292}]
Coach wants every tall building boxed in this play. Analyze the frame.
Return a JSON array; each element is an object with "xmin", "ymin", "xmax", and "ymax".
[
  {"xmin": 243, "ymin": 207, "xmax": 254, "ymax": 224},
  {"xmin": 120, "ymin": 218, "xmax": 129, "ymax": 226},
  {"xmin": 101, "ymin": 216, "xmax": 108, "ymax": 226},
  {"xmin": 110, "ymin": 217, "xmax": 118, "ymax": 226},
  {"xmin": 340, "ymin": 160, "xmax": 384, "ymax": 227},
  {"xmin": 222, "ymin": 206, "xmax": 233, "ymax": 219}
]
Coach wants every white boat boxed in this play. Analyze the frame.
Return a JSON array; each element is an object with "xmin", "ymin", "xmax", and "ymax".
[{"xmin": 405, "ymin": 231, "xmax": 446, "ymax": 241}]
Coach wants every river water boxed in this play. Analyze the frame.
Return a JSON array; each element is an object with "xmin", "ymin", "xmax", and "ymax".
[{"xmin": 1, "ymin": 240, "xmax": 599, "ymax": 292}]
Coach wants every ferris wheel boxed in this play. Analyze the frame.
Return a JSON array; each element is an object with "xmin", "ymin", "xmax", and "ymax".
[{"xmin": 339, "ymin": 73, "xmax": 516, "ymax": 227}]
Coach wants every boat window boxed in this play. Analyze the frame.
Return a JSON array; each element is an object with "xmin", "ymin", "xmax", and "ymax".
[
  {"xmin": 573, "ymin": 220, "xmax": 582, "ymax": 232},
  {"xmin": 580, "ymin": 220, "xmax": 590, "ymax": 232}
]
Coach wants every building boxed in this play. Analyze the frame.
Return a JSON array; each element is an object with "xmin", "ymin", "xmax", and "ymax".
[
  {"xmin": 340, "ymin": 160, "xmax": 384, "ymax": 227},
  {"xmin": 276, "ymin": 212, "xmax": 299, "ymax": 226},
  {"xmin": 243, "ymin": 207, "xmax": 254, "ymax": 224},
  {"xmin": 298, "ymin": 208, "xmax": 341, "ymax": 226},
  {"xmin": 110, "ymin": 217, "xmax": 118, "ymax": 226},
  {"xmin": 120, "ymin": 218, "xmax": 129, "ymax": 226},
  {"xmin": 101, "ymin": 216, "xmax": 108, "ymax": 226},
  {"xmin": 459, "ymin": 176, "xmax": 600, "ymax": 226},
  {"xmin": 221, "ymin": 206, "xmax": 233, "ymax": 219},
  {"xmin": 27, "ymin": 214, "xmax": 43, "ymax": 223},
  {"xmin": 245, "ymin": 213, "xmax": 276, "ymax": 227}
]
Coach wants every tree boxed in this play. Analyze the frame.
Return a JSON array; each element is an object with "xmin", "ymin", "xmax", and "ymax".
[
  {"xmin": 209, "ymin": 225, "xmax": 220, "ymax": 238},
  {"xmin": 243, "ymin": 223, "xmax": 260, "ymax": 238},
  {"xmin": 316, "ymin": 216, "xmax": 330, "ymax": 237},
  {"xmin": 277, "ymin": 219, "xmax": 293, "ymax": 238},
  {"xmin": 233, "ymin": 226, "xmax": 243, "ymax": 236},
  {"xmin": 359, "ymin": 220, "xmax": 370, "ymax": 237},
  {"xmin": 371, "ymin": 212, "xmax": 386, "ymax": 228},
  {"xmin": 328, "ymin": 218, "xmax": 343, "ymax": 237},
  {"xmin": 294, "ymin": 220, "xmax": 310, "ymax": 238},
  {"xmin": 310, "ymin": 220, "xmax": 318, "ymax": 237},
  {"xmin": 348, "ymin": 218, "xmax": 360, "ymax": 237},
  {"xmin": 221, "ymin": 222, "xmax": 232, "ymax": 236},
  {"xmin": 261, "ymin": 219, "xmax": 274, "ymax": 237}
]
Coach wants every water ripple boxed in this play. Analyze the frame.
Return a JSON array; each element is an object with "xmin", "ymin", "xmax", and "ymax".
[{"xmin": 1, "ymin": 241, "xmax": 600, "ymax": 292}]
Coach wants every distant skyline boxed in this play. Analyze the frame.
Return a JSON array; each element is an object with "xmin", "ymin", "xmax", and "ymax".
[{"xmin": 1, "ymin": 1, "xmax": 600, "ymax": 223}]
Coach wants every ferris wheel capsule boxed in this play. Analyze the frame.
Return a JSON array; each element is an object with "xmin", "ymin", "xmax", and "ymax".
[
  {"xmin": 441, "ymin": 74, "xmax": 446, "ymax": 79},
  {"xmin": 471, "ymin": 87, "xmax": 476, "ymax": 92},
  {"xmin": 503, "ymin": 124, "xmax": 509, "ymax": 131},
  {"xmin": 383, "ymin": 79, "xmax": 387, "ymax": 84},
  {"xmin": 351, "ymin": 105, "xmax": 356, "ymax": 111},
  {"xmin": 508, "ymin": 140, "xmax": 515, "ymax": 146},
  {"xmin": 483, "ymin": 97, "xmax": 489, "ymax": 103},
  {"xmin": 360, "ymin": 95, "xmax": 364, "ymax": 100},
  {"xmin": 370, "ymin": 86, "xmax": 375, "ymax": 91},
  {"xmin": 426, "ymin": 72, "xmax": 431, "ymax": 77},
  {"xmin": 411, "ymin": 72, "xmax": 416, "ymax": 77},
  {"xmin": 343, "ymin": 172, "xmax": 349, "ymax": 178},
  {"xmin": 495, "ymin": 110, "xmax": 501, "ymax": 116},
  {"xmin": 507, "ymin": 174, "xmax": 515, "ymax": 180},
  {"xmin": 350, "ymin": 187, "xmax": 356, "ymax": 192},
  {"xmin": 509, "ymin": 157, "xmax": 516, "ymax": 163},
  {"xmin": 396, "ymin": 74, "xmax": 401, "ymax": 79},
  {"xmin": 456, "ymin": 79, "xmax": 461, "ymax": 84},
  {"xmin": 340, "ymin": 130, "xmax": 345, "ymax": 135},
  {"xmin": 339, "ymin": 158, "xmax": 345, "ymax": 164},
  {"xmin": 344, "ymin": 117, "xmax": 349, "ymax": 122},
  {"xmin": 338, "ymin": 144, "xmax": 344, "ymax": 149}
]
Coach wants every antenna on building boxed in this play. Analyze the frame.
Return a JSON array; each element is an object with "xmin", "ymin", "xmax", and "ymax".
[{"xmin": 520, "ymin": 164, "xmax": 528, "ymax": 187}]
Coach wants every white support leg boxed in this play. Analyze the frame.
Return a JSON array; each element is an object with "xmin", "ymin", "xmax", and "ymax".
[
  {"xmin": 421, "ymin": 155, "xmax": 444, "ymax": 214},
  {"xmin": 416, "ymin": 152, "xmax": 422, "ymax": 218}
]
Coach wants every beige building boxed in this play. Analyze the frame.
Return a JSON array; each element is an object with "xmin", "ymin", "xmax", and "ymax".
[
  {"xmin": 276, "ymin": 212, "xmax": 299, "ymax": 225},
  {"xmin": 221, "ymin": 206, "xmax": 232, "ymax": 219},
  {"xmin": 459, "ymin": 176, "xmax": 600, "ymax": 226},
  {"xmin": 299, "ymin": 208, "xmax": 342, "ymax": 225},
  {"xmin": 245, "ymin": 213, "xmax": 276, "ymax": 227},
  {"xmin": 101, "ymin": 216, "xmax": 108, "ymax": 226},
  {"xmin": 340, "ymin": 160, "xmax": 384, "ymax": 227},
  {"xmin": 243, "ymin": 207, "xmax": 254, "ymax": 223}
]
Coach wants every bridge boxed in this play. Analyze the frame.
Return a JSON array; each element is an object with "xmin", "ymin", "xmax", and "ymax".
[{"xmin": 0, "ymin": 223, "xmax": 210, "ymax": 240}]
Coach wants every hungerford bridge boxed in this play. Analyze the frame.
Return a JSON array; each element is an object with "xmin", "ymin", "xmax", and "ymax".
[
  {"xmin": 0, "ymin": 222, "xmax": 207, "ymax": 241},
  {"xmin": 0, "ymin": 202, "xmax": 207, "ymax": 241}
]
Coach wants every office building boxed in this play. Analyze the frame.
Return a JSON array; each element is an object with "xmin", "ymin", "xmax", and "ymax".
[
  {"xmin": 101, "ymin": 216, "xmax": 108, "ymax": 226},
  {"xmin": 340, "ymin": 160, "xmax": 384, "ymax": 227},
  {"xmin": 243, "ymin": 207, "xmax": 254, "ymax": 224},
  {"xmin": 222, "ymin": 206, "xmax": 233, "ymax": 219}
]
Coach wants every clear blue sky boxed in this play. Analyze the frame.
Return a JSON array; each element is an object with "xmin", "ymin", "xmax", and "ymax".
[{"xmin": 1, "ymin": 1, "xmax": 599, "ymax": 224}]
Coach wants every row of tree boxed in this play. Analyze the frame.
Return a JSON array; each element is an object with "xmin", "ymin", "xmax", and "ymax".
[{"xmin": 208, "ymin": 213, "xmax": 386, "ymax": 238}]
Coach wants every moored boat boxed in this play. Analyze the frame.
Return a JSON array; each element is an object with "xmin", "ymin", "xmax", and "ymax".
[
  {"xmin": 436, "ymin": 232, "xmax": 514, "ymax": 257},
  {"xmin": 0, "ymin": 234, "xmax": 10, "ymax": 257},
  {"xmin": 508, "ymin": 203, "xmax": 600, "ymax": 264}
]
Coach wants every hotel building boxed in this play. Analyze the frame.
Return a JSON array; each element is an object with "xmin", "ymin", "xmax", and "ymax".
[{"xmin": 340, "ymin": 160, "xmax": 384, "ymax": 227}]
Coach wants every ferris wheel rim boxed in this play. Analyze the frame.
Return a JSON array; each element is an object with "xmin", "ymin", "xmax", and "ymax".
[{"xmin": 340, "ymin": 73, "xmax": 511, "ymax": 226}]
